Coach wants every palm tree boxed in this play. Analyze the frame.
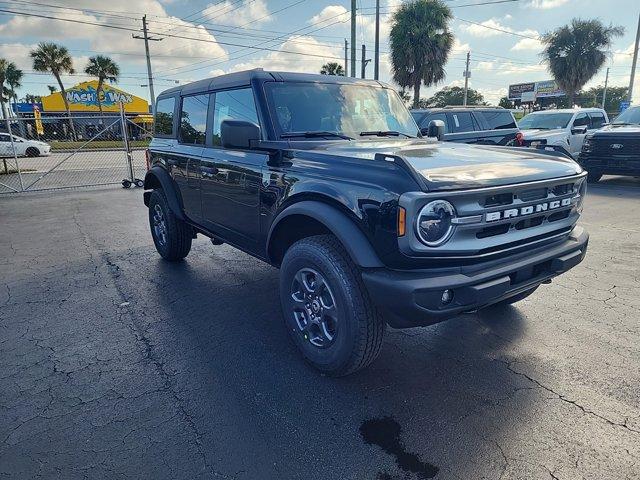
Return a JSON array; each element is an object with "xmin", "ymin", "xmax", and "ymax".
[
  {"xmin": 47, "ymin": 85, "xmax": 57, "ymax": 94},
  {"xmin": 84, "ymin": 55, "xmax": 120, "ymax": 115},
  {"xmin": 6, "ymin": 63, "xmax": 23, "ymax": 107},
  {"xmin": 542, "ymin": 19, "xmax": 624, "ymax": 107},
  {"xmin": 389, "ymin": 0, "xmax": 454, "ymax": 108},
  {"xmin": 30, "ymin": 42, "xmax": 76, "ymax": 139},
  {"xmin": 0, "ymin": 59, "xmax": 13, "ymax": 119},
  {"xmin": 320, "ymin": 62, "xmax": 345, "ymax": 76}
]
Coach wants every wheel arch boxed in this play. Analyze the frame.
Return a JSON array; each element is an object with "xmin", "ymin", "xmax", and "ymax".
[
  {"xmin": 143, "ymin": 166, "xmax": 185, "ymax": 220},
  {"xmin": 267, "ymin": 200, "xmax": 384, "ymax": 269}
]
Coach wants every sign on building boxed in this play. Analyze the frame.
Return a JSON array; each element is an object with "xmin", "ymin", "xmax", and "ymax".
[{"xmin": 41, "ymin": 81, "xmax": 149, "ymax": 114}]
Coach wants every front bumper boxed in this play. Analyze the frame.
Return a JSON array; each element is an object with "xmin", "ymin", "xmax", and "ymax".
[{"xmin": 362, "ymin": 226, "xmax": 588, "ymax": 328}]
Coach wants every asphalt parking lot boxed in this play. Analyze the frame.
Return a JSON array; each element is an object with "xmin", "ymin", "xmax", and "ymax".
[{"xmin": 1, "ymin": 176, "xmax": 639, "ymax": 480}]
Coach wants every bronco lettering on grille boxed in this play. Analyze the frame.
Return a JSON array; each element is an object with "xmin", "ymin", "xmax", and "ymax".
[{"xmin": 485, "ymin": 198, "xmax": 572, "ymax": 222}]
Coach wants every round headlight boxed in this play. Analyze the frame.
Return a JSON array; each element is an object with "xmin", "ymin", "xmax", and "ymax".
[{"xmin": 416, "ymin": 200, "xmax": 456, "ymax": 246}]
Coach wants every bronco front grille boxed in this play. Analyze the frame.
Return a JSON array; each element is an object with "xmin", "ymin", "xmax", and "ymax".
[{"xmin": 398, "ymin": 173, "xmax": 587, "ymax": 260}]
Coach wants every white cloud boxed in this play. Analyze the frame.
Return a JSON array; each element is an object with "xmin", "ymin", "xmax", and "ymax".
[
  {"xmin": 229, "ymin": 35, "xmax": 342, "ymax": 75},
  {"xmin": 309, "ymin": 5, "xmax": 349, "ymax": 25},
  {"xmin": 494, "ymin": 62, "xmax": 546, "ymax": 76},
  {"xmin": 476, "ymin": 61, "xmax": 495, "ymax": 72},
  {"xmin": 205, "ymin": 0, "xmax": 271, "ymax": 27},
  {"xmin": 459, "ymin": 18, "xmax": 512, "ymax": 38},
  {"xmin": 511, "ymin": 35, "xmax": 543, "ymax": 52},
  {"xmin": 528, "ymin": 0, "xmax": 570, "ymax": 9}
]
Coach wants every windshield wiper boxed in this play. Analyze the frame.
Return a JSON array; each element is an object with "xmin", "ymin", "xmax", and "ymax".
[
  {"xmin": 281, "ymin": 131, "xmax": 353, "ymax": 140},
  {"xmin": 360, "ymin": 130, "xmax": 414, "ymax": 138}
]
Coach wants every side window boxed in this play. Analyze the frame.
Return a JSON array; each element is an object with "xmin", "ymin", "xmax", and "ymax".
[
  {"xmin": 448, "ymin": 112, "xmax": 475, "ymax": 133},
  {"xmin": 154, "ymin": 97, "xmax": 175, "ymax": 136},
  {"xmin": 421, "ymin": 112, "xmax": 448, "ymax": 133},
  {"xmin": 212, "ymin": 88, "xmax": 259, "ymax": 147},
  {"xmin": 0, "ymin": 134, "xmax": 10, "ymax": 142},
  {"xmin": 179, "ymin": 94, "xmax": 209, "ymax": 145},
  {"xmin": 572, "ymin": 113, "xmax": 590, "ymax": 128},
  {"xmin": 589, "ymin": 112, "xmax": 606, "ymax": 129},
  {"xmin": 481, "ymin": 111, "xmax": 517, "ymax": 130}
]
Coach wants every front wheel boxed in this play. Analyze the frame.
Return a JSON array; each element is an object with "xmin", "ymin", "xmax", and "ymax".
[
  {"xmin": 25, "ymin": 147, "xmax": 40, "ymax": 157},
  {"xmin": 279, "ymin": 235, "xmax": 385, "ymax": 376},
  {"xmin": 148, "ymin": 189, "xmax": 193, "ymax": 261}
]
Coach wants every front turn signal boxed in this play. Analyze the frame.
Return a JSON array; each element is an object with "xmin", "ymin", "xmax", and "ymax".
[{"xmin": 398, "ymin": 207, "xmax": 406, "ymax": 237}]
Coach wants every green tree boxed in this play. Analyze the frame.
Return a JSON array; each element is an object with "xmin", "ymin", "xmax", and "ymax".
[
  {"xmin": 84, "ymin": 55, "xmax": 120, "ymax": 115},
  {"xmin": 23, "ymin": 93, "xmax": 42, "ymax": 104},
  {"xmin": 578, "ymin": 85, "xmax": 628, "ymax": 113},
  {"xmin": 422, "ymin": 86, "xmax": 485, "ymax": 107},
  {"xmin": 320, "ymin": 62, "xmax": 345, "ymax": 76},
  {"xmin": 389, "ymin": 0, "xmax": 454, "ymax": 108},
  {"xmin": 47, "ymin": 85, "xmax": 57, "ymax": 94},
  {"xmin": 30, "ymin": 42, "xmax": 76, "ymax": 139},
  {"xmin": 0, "ymin": 59, "xmax": 15, "ymax": 119},
  {"xmin": 498, "ymin": 96, "xmax": 513, "ymax": 109},
  {"xmin": 541, "ymin": 19, "xmax": 624, "ymax": 107},
  {"xmin": 5, "ymin": 63, "xmax": 22, "ymax": 107}
]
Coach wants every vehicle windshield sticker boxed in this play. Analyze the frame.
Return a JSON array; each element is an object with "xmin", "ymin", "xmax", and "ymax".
[{"xmin": 453, "ymin": 115, "xmax": 460, "ymax": 128}]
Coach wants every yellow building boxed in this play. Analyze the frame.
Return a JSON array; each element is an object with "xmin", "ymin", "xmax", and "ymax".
[{"xmin": 41, "ymin": 81, "xmax": 149, "ymax": 114}]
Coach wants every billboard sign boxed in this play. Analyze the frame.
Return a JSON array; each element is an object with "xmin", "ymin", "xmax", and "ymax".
[
  {"xmin": 535, "ymin": 80, "xmax": 564, "ymax": 98},
  {"xmin": 508, "ymin": 82, "xmax": 535, "ymax": 100}
]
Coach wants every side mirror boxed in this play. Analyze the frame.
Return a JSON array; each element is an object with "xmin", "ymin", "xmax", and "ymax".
[
  {"xmin": 571, "ymin": 125, "xmax": 587, "ymax": 135},
  {"xmin": 220, "ymin": 119, "xmax": 260, "ymax": 149},
  {"xmin": 426, "ymin": 119, "xmax": 445, "ymax": 140}
]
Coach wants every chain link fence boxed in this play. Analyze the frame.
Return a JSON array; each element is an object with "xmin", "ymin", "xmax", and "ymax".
[{"xmin": 0, "ymin": 107, "xmax": 150, "ymax": 194}]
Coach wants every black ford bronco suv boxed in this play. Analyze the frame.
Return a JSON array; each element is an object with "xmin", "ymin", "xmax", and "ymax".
[{"xmin": 143, "ymin": 70, "xmax": 589, "ymax": 376}]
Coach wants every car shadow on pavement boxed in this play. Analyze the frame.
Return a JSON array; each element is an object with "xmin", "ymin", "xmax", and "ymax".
[{"xmin": 145, "ymin": 248, "xmax": 533, "ymax": 480}]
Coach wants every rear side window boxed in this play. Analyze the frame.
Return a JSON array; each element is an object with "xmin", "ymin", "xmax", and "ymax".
[
  {"xmin": 179, "ymin": 94, "xmax": 209, "ymax": 145},
  {"xmin": 448, "ymin": 112, "xmax": 475, "ymax": 133},
  {"xmin": 589, "ymin": 112, "xmax": 606, "ymax": 129},
  {"xmin": 212, "ymin": 88, "xmax": 259, "ymax": 147},
  {"xmin": 573, "ymin": 113, "xmax": 590, "ymax": 128},
  {"xmin": 481, "ymin": 111, "xmax": 516, "ymax": 130},
  {"xmin": 154, "ymin": 97, "xmax": 175, "ymax": 136},
  {"xmin": 420, "ymin": 112, "xmax": 448, "ymax": 133}
]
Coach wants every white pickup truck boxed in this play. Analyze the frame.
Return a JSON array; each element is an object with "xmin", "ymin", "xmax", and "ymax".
[{"xmin": 517, "ymin": 108, "xmax": 608, "ymax": 159}]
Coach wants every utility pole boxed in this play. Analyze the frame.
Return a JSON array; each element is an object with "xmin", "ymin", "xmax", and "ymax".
[
  {"xmin": 361, "ymin": 44, "xmax": 371, "ymax": 79},
  {"xmin": 344, "ymin": 39, "xmax": 349, "ymax": 77},
  {"xmin": 628, "ymin": 12, "xmax": 640, "ymax": 102},
  {"xmin": 602, "ymin": 67, "xmax": 610, "ymax": 109},
  {"xmin": 463, "ymin": 51, "xmax": 471, "ymax": 106},
  {"xmin": 133, "ymin": 15, "xmax": 162, "ymax": 113},
  {"xmin": 374, "ymin": 0, "xmax": 380, "ymax": 80},
  {"xmin": 350, "ymin": 0, "xmax": 356, "ymax": 78}
]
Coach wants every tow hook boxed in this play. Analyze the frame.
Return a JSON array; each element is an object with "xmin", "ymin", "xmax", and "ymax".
[{"xmin": 542, "ymin": 279, "xmax": 553, "ymax": 284}]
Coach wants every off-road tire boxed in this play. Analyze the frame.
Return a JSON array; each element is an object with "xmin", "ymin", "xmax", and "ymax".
[
  {"xmin": 279, "ymin": 235, "xmax": 385, "ymax": 376},
  {"xmin": 148, "ymin": 189, "xmax": 192, "ymax": 261},
  {"xmin": 492, "ymin": 286, "xmax": 538, "ymax": 307},
  {"xmin": 587, "ymin": 171, "xmax": 602, "ymax": 183}
]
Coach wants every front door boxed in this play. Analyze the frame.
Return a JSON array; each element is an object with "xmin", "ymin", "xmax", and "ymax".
[
  {"xmin": 570, "ymin": 112, "xmax": 590, "ymax": 156},
  {"xmin": 199, "ymin": 88, "xmax": 265, "ymax": 249}
]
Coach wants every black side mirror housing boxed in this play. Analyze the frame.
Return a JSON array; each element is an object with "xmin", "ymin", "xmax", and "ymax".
[
  {"xmin": 426, "ymin": 119, "xmax": 445, "ymax": 140},
  {"xmin": 571, "ymin": 125, "xmax": 588, "ymax": 135},
  {"xmin": 221, "ymin": 119, "xmax": 261, "ymax": 149}
]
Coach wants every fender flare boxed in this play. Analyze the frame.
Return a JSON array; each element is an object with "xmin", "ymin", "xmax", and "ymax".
[
  {"xmin": 267, "ymin": 200, "xmax": 384, "ymax": 268},
  {"xmin": 143, "ymin": 167, "xmax": 186, "ymax": 221}
]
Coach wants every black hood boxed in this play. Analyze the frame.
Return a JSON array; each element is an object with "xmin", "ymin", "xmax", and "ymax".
[
  {"xmin": 310, "ymin": 139, "xmax": 582, "ymax": 191},
  {"xmin": 590, "ymin": 124, "xmax": 640, "ymax": 136}
]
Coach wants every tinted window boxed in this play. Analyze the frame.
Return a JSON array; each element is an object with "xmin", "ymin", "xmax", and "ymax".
[
  {"xmin": 155, "ymin": 97, "xmax": 175, "ymax": 136},
  {"xmin": 449, "ymin": 112, "xmax": 475, "ymax": 133},
  {"xmin": 573, "ymin": 113, "xmax": 589, "ymax": 128},
  {"xmin": 0, "ymin": 134, "xmax": 9, "ymax": 142},
  {"xmin": 481, "ymin": 110, "xmax": 516, "ymax": 130},
  {"xmin": 179, "ymin": 94, "xmax": 209, "ymax": 144},
  {"xmin": 420, "ymin": 112, "xmax": 448, "ymax": 133},
  {"xmin": 519, "ymin": 112, "xmax": 573, "ymax": 129},
  {"xmin": 589, "ymin": 112, "xmax": 606, "ymax": 129},
  {"xmin": 212, "ymin": 88, "xmax": 259, "ymax": 146}
]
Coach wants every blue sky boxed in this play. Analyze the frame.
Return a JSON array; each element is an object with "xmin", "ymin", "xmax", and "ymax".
[{"xmin": 0, "ymin": 0, "xmax": 638, "ymax": 105}]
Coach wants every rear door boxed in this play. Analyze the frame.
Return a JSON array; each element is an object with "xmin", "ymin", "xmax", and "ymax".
[
  {"xmin": 173, "ymin": 94, "xmax": 209, "ymax": 222},
  {"xmin": 570, "ymin": 112, "xmax": 590, "ymax": 156},
  {"xmin": 444, "ymin": 111, "xmax": 478, "ymax": 142},
  {"xmin": 474, "ymin": 110, "xmax": 519, "ymax": 145}
]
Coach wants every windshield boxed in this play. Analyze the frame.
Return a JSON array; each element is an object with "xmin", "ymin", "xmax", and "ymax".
[
  {"xmin": 264, "ymin": 82, "xmax": 419, "ymax": 139},
  {"xmin": 613, "ymin": 106, "xmax": 640, "ymax": 125},
  {"xmin": 518, "ymin": 112, "xmax": 573, "ymax": 130}
]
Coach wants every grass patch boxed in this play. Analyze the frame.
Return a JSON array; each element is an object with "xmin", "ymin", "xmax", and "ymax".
[{"xmin": 50, "ymin": 140, "xmax": 150, "ymax": 150}]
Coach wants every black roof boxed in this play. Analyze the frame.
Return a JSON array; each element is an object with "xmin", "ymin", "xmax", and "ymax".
[{"xmin": 157, "ymin": 69, "xmax": 389, "ymax": 99}]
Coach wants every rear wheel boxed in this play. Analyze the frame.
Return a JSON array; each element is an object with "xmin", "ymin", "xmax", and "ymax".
[
  {"xmin": 148, "ymin": 189, "xmax": 192, "ymax": 261},
  {"xmin": 279, "ymin": 235, "xmax": 385, "ymax": 376},
  {"xmin": 587, "ymin": 171, "xmax": 603, "ymax": 183}
]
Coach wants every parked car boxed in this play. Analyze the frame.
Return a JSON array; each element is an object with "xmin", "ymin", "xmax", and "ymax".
[
  {"xmin": 410, "ymin": 106, "xmax": 519, "ymax": 145},
  {"xmin": 517, "ymin": 108, "xmax": 609, "ymax": 159},
  {"xmin": 0, "ymin": 133, "xmax": 51, "ymax": 157},
  {"xmin": 578, "ymin": 105, "xmax": 640, "ymax": 182},
  {"xmin": 144, "ymin": 70, "xmax": 588, "ymax": 376}
]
